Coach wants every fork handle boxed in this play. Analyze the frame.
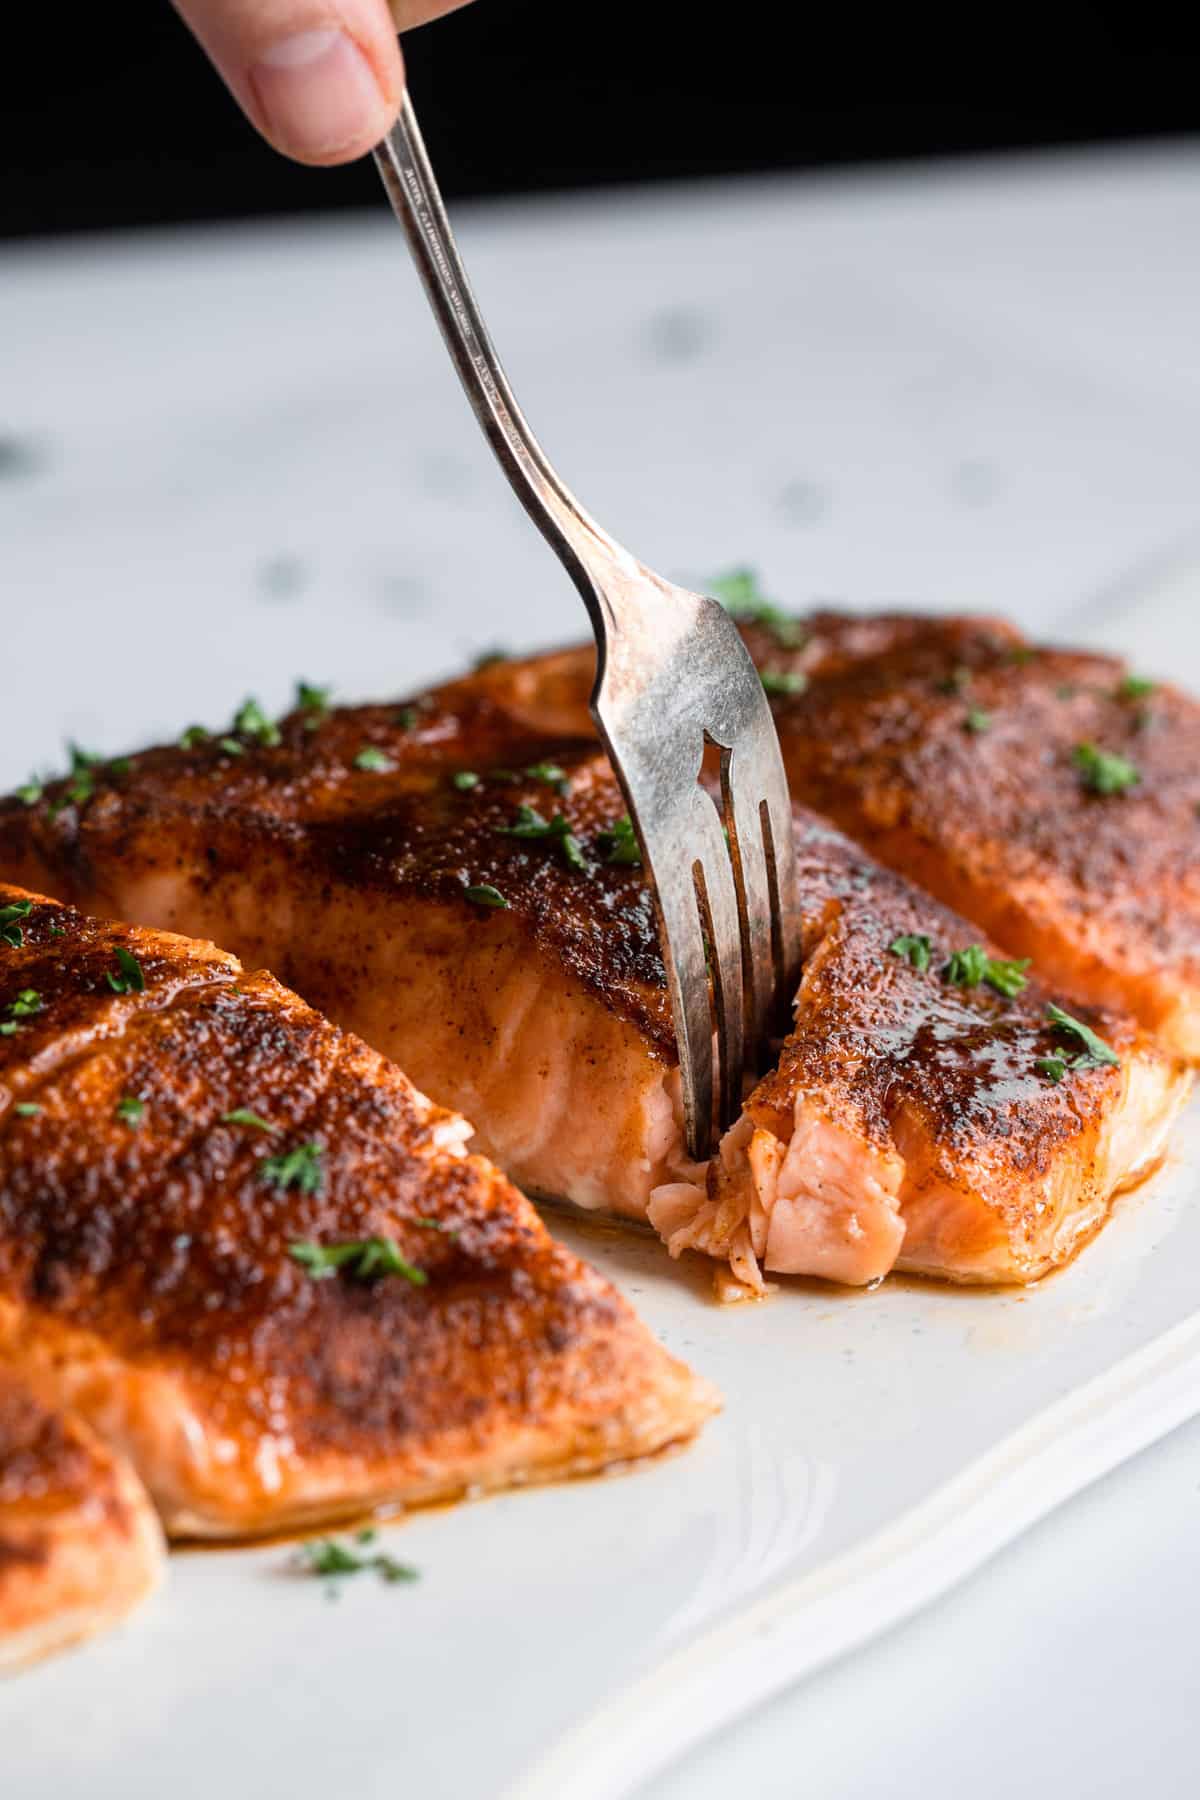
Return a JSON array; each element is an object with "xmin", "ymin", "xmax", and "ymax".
[{"xmin": 373, "ymin": 93, "xmax": 626, "ymax": 632}]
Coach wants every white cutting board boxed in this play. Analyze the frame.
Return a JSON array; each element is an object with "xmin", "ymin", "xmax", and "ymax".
[{"xmin": 2, "ymin": 146, "xmax": 1200, "ymax": 1798}]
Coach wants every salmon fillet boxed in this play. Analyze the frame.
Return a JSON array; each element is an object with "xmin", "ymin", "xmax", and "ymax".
[
  {"xmin": 432, "ymin": 619, "xmax": 1200, "ymax": 1061},
  {"xmin": 732, "ymin": 610, "xmax": 1200, "ymax": 1061},
  {"xmin": 649, "ymin": 815, "xmax": 1189, "ymax": 1295},
  {"xmin": 0, "ymin": 1374, "xmax": 163, "ymax": 1672},
  {"xmin": 0, "ymin": 687, "xmax": 695, "ymax": 1222},
  {"xmin": 0, "ymin": 889, "xmax": 716, "ymax": 1537},
  {"xmin": 0, "ymin": 668, "xmax": 1184, "ymax": 1291}
]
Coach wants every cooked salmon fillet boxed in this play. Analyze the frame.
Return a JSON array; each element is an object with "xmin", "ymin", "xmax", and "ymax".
[
  {"xmin": 733, "ymin": 610, "xmax": 1200, "ymax": 1061},
  {"xmin": 0, "ymin": 690, "xmax": 696, "ymax": 1222},
  {"xmin": 649, "ymin": 815, "xmax": 1189, "ymax": 1294},
  {"xmin": 0, "ymin": 668, "xmax": 1185, "ymax": 1292},
  {"xmin": 437, "ymin": 619, "xmax": 1200, "ymax": 1062},
  {"xmin": 0, "ymin": 889, "xmax": 715, "ymax": 1537},
  {"xmin": 0, "ymin": 1374, "xmax": 163, "ymax": 1672}
]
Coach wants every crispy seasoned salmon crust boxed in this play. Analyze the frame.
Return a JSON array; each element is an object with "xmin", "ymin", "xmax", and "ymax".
[
  {"xmin": 649, "ymin": 816, "xmax": 1189, "ymax": 1294},
  {"xmin": 0, "ymin": 1375, "xmax": 163, "ymax": 1672},
  {"xmin": 0, "ymin": 891, "xmax": 716, "ymax": 1537},
  {"xmin": 422, "ymin": 619, "xmax": 1200, "ymax": 1060}
]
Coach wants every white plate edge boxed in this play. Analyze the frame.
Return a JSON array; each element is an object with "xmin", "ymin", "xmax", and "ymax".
[{"xmin": 508, "ymin": 1306, "xmax": 1200, "ymax": 1800}]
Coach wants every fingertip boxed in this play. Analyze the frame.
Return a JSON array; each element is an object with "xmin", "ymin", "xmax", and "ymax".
[{"xmin": 245, "ymin": 21, "xmax": 403, "ymax": 166}]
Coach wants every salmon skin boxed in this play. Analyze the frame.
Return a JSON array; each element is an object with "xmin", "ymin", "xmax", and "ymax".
[
  {"xmin": 0, "ymin": 1373, "xmax": 164, "ymax": 1673},
  {"xmin": 650, "ymin": 815, "xmax": 1189, "ymax": 1296},
  {"xmin": 0, "ymin": 651, "xmax": 1186, "ymax": 1293},
  {"xmin": 0, "ymin": 889, "xmax": 716, "ymax": 1538}
]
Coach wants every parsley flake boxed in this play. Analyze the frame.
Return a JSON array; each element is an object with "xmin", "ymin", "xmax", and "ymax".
[
  {"xmin": 1034, "ymin": 1056, "xmax": 1068, "ymax": 1083},
  {"xmin": 943, "ymin": 944, "xmax": 1031, "ymax": 997},
  {"xmin": 0, "ymin": 901, "xmax": 33, "ymax": 948},
  {"xmin": 464, "ymin": 884, "xmax": 509, "ymax": 909},
  {"xmin": 116, "ymin": 1095, "xmax": 145, "ymax": 1128},
  {"xmin": 106, "ymin": 948, "xmax": 146, "ymax": 995},
  {"xmin": 14, "ymin": 782, "xmax": 42, "ymax": 807},
  {"xmin": 890, "ymin": 934, "xmax": 933, "ymax": 973},
  {"xmin": 179, "ymin": 725, "xmax": 210, "ymax": 750},
  {"xmin": 709, "ymin": 568, "xmax": 807, "ymax": 648},
  {"xmin": 472, "ymin": 648, "xmax": 508, "ymax": 671},
  {"xmin": 296, "ymin": 680, "xmax": 332, "ymax": 725},
  {"xmin": 288, "ymin": 1237, "xmax": 427, "ymax": 1285},
  {"xmin": 1044, "ymin": 1002, "xmax": 1121, "ymax": 1071},
  {"xmin": 14, "ymin": 1101, "xmax": 41, "ymax": 1117},
  {"xmin": 597, "ymin": 815, "xmax": 642, "ymax": 866},
  {"xmin": 452, "ymin": 770, "xmax": 480, "ymax": 791},
  {"xmin": 497, "ymin": 805, "xmax": 585, "ymax": 871},
  {"xmin": 354, "ymin": 746, "xmax": 395, "ymax": 774},
  {"xmin": 6, "ymin": 989, "xmax": 42, "ymax": 1019},
  {"xmin": 260, "ymin": 1141, "xmax": 324, "ymax": 1195},
  {"xmin": 394, "ymin": 706, "xmax": 419, "ymax": 730},
  {"xmin": 938, "ymin": 667, "xmax": 971, "ymax": 695},
  {"xmin": 294, "ymin": 1532, "xmax": 419, "ymax": 1587},
  {"xmin": 218, "ymin": 737, "xmax": 245, "ymax": 757},
  {"xmin": 1117, "ymin": 674, "xmax": 1155, "ymax": 701},
  {"xmin": 1073, "ymin": 741, "xmax": 1139, "ymax": 796},
  {"xmin": 220, "ymin": 1108, "xmax": 276, "ymax": 1132},
  {"xmin": 231, "ymin": 698, "xmax": 281, "ymax": 747},
  {"xmin": 524, "ymin": 761, "xmax": 570, "ymax": 794},
  {"xmin": 761, "ymin": 668, "xmax": 808, "ymax": 697},
  {"xmin": 964, "ymin": 707, "xmax": 992, "ymax": 734}
]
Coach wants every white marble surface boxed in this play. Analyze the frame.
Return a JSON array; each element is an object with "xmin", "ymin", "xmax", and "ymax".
[{"xmin": 2, "ymin": 143, "xmax": 1200, "ymax": 1798}]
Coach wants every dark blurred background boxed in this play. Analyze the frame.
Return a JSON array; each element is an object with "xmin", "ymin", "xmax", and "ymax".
[{"xmin": 4, "ymin": 2, "xmax": 1199, "ymax": 239}]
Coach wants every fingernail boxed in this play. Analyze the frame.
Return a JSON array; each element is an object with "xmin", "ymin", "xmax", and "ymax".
[{"xmin": 250, "ymin": 28, "xmax": 385, "ymax": 159}]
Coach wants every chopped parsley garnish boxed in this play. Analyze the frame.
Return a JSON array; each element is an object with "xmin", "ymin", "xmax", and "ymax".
[
  {"xmin": 296, "ymin": 680, "xmax": 332, "ymax": 724},
  {"xmin": 1073, "ymin": 741, "xmax": 1139, "ymax": 795},
  {"xmin": 497, "ymin": 805, "xmax": 585, "ymax": 871},
  {"xmin": 15, "ymin": 781, "xmax": 42, "ymax": 807},
  {"xmin": 452, "ymin": 770, "xmax": 480, "ymax": 791},
  {"xmin": 116, "ymin": 1095, "xmax": 145, "ymax": 1127},
  {"xmin": 353, "ymin": 746, "xmax": 395, "ymax": 774},
  {"xmin": 943, "ymin": 944, "xmax": 1031, "ymax": 997},
  {"xmin": 14, "ymin": 1102, "xmax": 41, "ymax": 1117},
  {"xmin": 48, "ymin": 744, "xmax": 101, "ymax": 815},
  {"xmin": 1007, "ymin": 646, "xmax": 1037, "ymax": 666},
  {"xmin": 260, "ymin": 1141, "xmax": 324, "ymax": 1195},
  {"xmin": 220, "ymin": 1108, "xmax": 276, "ymax": 1132},
  {"xmin": 597, "ymin": 815, "xmax": 642, "ymax": 866},
  {"xmin": 472, "ymin": 648, "xmax": 508, "ymax": 671},
  {"xmin": 1034, "ymin": 1056, "xmax": 1068, "ymax": 1083},
  {"xmin": 938, "ymin": 667, "xmax": 971, "ymax": 695},
  {"xmin": 964, "ymin": 707, "xmax": 992, "ymax": 734},
  {"xmin": 1117, "ymin": 673, "xmax": 1155, "ymax": 701},
  {"xmin": 179, "ymin": 725, "xmax": 210, "ymax": 749},
  {"xmin": 709, "ymin": 567, "xmax": 807, "ymax": 648},
  {"xmin": 0, "ymin": 901, "xmax": 33, "ymax": 948},
  {"xmin": 524, "ymin": 761, "xmax": 569, "ymax": 793},
  {"xmin": 464, "ymin": 884, "xmax": 509, "ymax": 909},
  {"xmin": 231, "ymin": 697, "xmax": 281, "ymax": 748},
  {"xmin": 394, "ymin": 706, "xmax": 419, "ymax": 730},
  {"xmin": 49, "ymin": 921, "xmax": 66, "ymax": 938},
  {"xmin": 6, "ymin": 989, "xmax": 42, "ymax": 1019},
  {"xmin": 760, "ymin": 668, "xmax": 808, "ymax": 697},
  {"xmin": 294, "ymin": 1530, "xmax": 418, "ymax": 1586},
  {"xmin": 106, "ymin": 948, "xmax": 146, "ymax": 995},
  {"xmin": 889, "ymin": 934, "xmax": 932, "ymax": 972},
  {"xmin": 108, "ymin": 758, "xmax": 131, "ymax": 779},
  {"xmin": 1043, "ymin": 1001, "xmax": 1121, "ymax": 1071},
  {"xmin": 288, "ymin": 1236, "xmax": 427, "ymax": 1285},
  {"xmin": 218, "ymin": 737, "xmax": 245, "ymax": 757}
]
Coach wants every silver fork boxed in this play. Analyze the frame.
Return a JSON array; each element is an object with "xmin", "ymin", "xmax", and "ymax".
[{"xmin": 373, "ymin": 92, "xmax": 799, "ymax": 1161}]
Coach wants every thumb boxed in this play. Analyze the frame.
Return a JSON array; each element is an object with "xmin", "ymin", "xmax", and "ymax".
[{"xmin": 173, "ymin": 0, "xmax": 405, "ymax": 165}]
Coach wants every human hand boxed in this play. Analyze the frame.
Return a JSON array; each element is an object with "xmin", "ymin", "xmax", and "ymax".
[{"xmin": 172, "ymin": 1, "xmax": 471, "ymax": 166}]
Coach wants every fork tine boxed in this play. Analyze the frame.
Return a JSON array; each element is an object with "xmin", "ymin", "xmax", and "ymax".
[
  {"xmin": 644, "ymin": 839, "xmax": 718, "ymax": 1161},
  {"xmin": 725, "ymin": 745, "xmax": 800, "ymax": 1061},
  {"xmin": 693, "ymin": 813, "xmax": 746, "ymax": 1137}
]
